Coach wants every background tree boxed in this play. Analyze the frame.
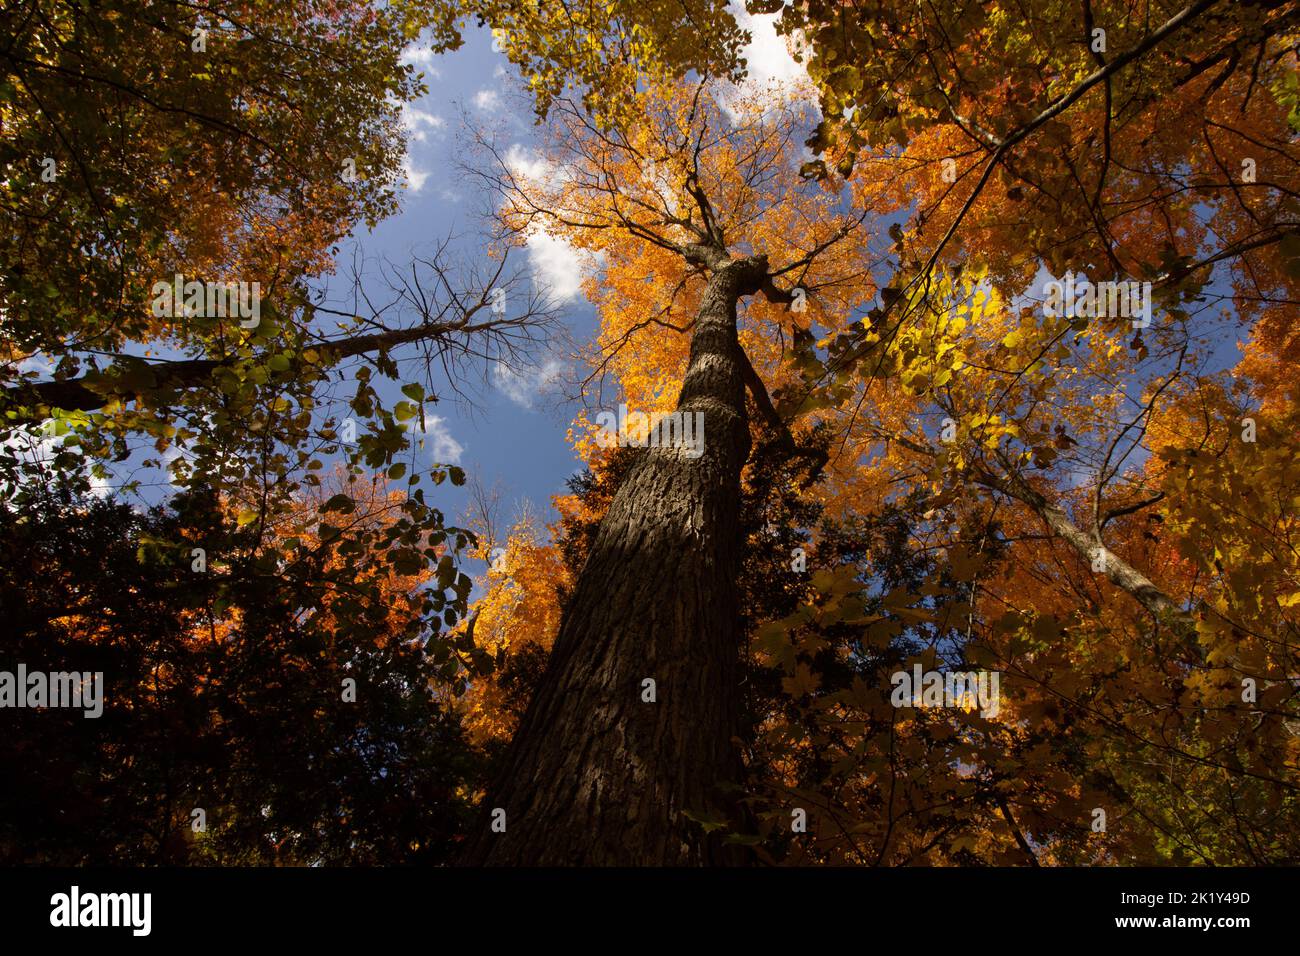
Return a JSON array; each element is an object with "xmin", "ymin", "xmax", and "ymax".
[
  {"xmin": 0, "ymin": 474, "xmax": 486, "ymax": 864},
  {"xmin": 1, "ymin": 1, "xmax": 552, "ymax": 540}
]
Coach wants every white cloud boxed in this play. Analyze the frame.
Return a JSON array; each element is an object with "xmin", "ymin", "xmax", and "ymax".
[
  {"xmin": 87, "ymin": 469, "xmax": 112, "ymax": 499},
  {"xmin": 400, "ymin": 46, "xmax": 442, "ymax": 75},
  {"xmin": 473, "ymin": 88, "xmax": 503, "ymax": 112},
  {"xmin": 402, "ymin": 106, "xmax": 445, "ymax": 144},
  {"xmin": 15, "ymin": 354, "xmax": 53, "ymax": 377},
  {"xmin": 735, "ymin": 7, "xmax": 806, "ymax": 88},
  {"xmin": 159, "ymin": 445, "xmax": 186, "ymax": 490},
  {"xmin": 723, "ymin": 6, "xmax": 812, "ymax": 117},
  {"xmin": 493, "ymin": 358, "xmax": 564, "ymax": 410},
  {"xmin": 501, "ymin": 145, "xmax": 595, "ymax": 302},
  {"xmin": 504, "ymin": 144, "xmax": 554, "ymax": 185},
  {"xmin": 524, "ymin": 231, "xmax": 589, "ymax": 303},
  {"xmin": 406, "ymin": 414, "xmax": 464, "ymax": 463},
  {"xmin": 393, "ymin": 92, "xmax": 442, "ymax": 193},
  {"xmin": 2, "ymin": 421, "xmax": 112, "ymax": 498},
  {"xmin": 401, "ymin": 157, "xmax": 429, "ymax": 192}
]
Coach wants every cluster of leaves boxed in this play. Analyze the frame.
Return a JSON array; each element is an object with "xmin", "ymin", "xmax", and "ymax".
[
  {"xmin": 435, "ymin": 0, "xmax": 748, "ymax": 126},
  {"xmin": 0, "ymin": 0, "xmax": 558, "ymax": 866},
  {"xmin": 1, "ymin": 0, "xmax": 422, "ymax": 382},
  {"xmin": 470, "ymin": 17, "xmax": 1300, "ymax": 861},
  {"xmin": 455, "ymin": 512, "xmax": 571, "ymax": 748},
  {"xmin": 468, "ymin": 400, "xmax": 1299, "ymax": 862},
  {"xmin": 0, "ymin": 0, "xmax": 500, "ymax": 526},
  {"xmin": 0, "ymin": 477, "xmax": 488, "ymax": 864}
]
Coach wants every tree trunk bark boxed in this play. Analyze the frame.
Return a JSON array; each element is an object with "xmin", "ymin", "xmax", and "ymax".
[{"xmin": 464, "ymin": 258, "xmax": 764, "ymax": 865}]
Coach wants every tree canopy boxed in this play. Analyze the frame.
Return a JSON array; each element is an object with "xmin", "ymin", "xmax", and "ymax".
[{"xmin": 1, "ymin": 0, "xmax": 1297, "ymax": 866}]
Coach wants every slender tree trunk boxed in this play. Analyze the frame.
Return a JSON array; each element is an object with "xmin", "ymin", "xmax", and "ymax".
[
  {"xmin": 972, "ymin": 468, "xmax": 1194, "ymax": 628},
  {"xmin": 464, "ymin": 258, "xmax": 765, "ymax": 865}
]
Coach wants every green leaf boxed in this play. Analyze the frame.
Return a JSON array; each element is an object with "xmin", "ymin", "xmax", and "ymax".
[
  {"xmin": 681, "ymin": 808, "xmax": 730, "ymax": 834},
  {"xmin": 436, "ymin": 555, "xmax": 455, "ymax": 589},
  {"xmin": 322, "ymin": 493, "xmax": 355, "ymax": 514},
  {"xmin": 391, "ymin": 548, "xmax": 423, "ymax": 575}
]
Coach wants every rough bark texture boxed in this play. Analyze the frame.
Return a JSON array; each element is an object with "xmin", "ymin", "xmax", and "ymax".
[{"xmin": 464, "ymin": 258, "xmax": 765, "ymax": 865}]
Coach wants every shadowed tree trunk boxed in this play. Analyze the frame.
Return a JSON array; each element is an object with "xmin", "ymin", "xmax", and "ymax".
[{"xmin": 464, "ymin": 255, "xmax": 768, "ymax": 865}]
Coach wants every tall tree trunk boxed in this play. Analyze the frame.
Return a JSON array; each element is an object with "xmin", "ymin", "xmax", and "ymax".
[{"xmin": 464, "ymin": 257, "xmax": 765, "ymax": 865}]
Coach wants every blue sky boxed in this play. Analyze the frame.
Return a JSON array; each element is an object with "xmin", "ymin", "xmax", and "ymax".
[
  {"xmin": 358, "ymin": 24, "xmax": 597, "ymax": 536},
  {"xmin": 7, "ymin": 7, "xmax": 808, "ymax": 556},
  {"xmin": 339, "ymin": 10, "xmax": 806, "ymax": 539}
]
